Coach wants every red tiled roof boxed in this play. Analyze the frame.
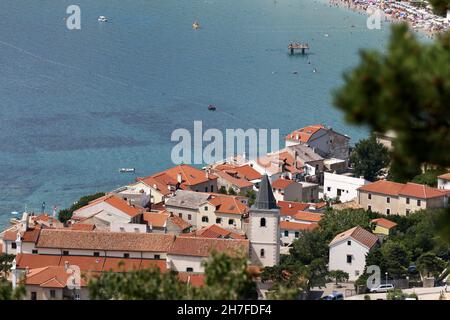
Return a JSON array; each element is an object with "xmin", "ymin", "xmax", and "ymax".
[
  {"xmin": 358, "ymin": 180, "xmax": 407, "ymax": 197},
  {"xmin": 16, "ymin": 254, "xmax": 167, "ymax": 273},
  {"xmin": 399, "ymin": 183, "xmax": 448, "ymax": 199},
  {"xmin": 73, "ymin": 194, "xmax": 142, "ymax": 218},
  {"xmin": 233, "ymin": 165, "xmax": 262, "ymax": 181},
  {"xmin": 140, "ymin": 165, "xmax": 217, "ymax": 193},
  {"xmin": 280, "ymin": 221, "xmax": 319, "ymax": 231},
  {"xmin": 330, "ymin": 226, "xmax": 379, "ymax": 249},
  {"xmin": 36, "ymin": 229, "xmax": 175, "ymax": 252},
  {"xmin": 16, "ymin": 253, "xmax": 62, "ymax": 270},
  {"xmin": 143, "ymin": 212, "xmax": 169, "ymax": 228},
  {"xmin": 178, "ymin": 273, "xmax": 205, "ymax": 287},
  {"xmin": 25, "ymin": 266, "xmax": 87, "ymax": 288},
  {"xmin": 3, "ymin": 227, "xmax": 41, "ymax": 242},
  {"xmin": 272, "ymin": 178, "xmax": 296, "ymax": 189},
  {"xmin": 213, "ymin": 170, "xmax": 254, "ymax": 188},
  {"xmin": 59, "ymin": 256, "xmax": 104, "ymax": 272},
  {"xmin": 168, "ymin": 237, "xmax": 249, "ymax": 257},
  {"xmin": 70, "ymin": 223, "xmax": 96, "ymax": 231},
  {"xmin": 358, "ymin": 180, "xmax": 447, "ymax": 199},
  {"xmin": 285, "ymin": 124, "xmax": 325, "ymax": 143},
  {"xmin": 208, "ymin": 194, "xmax": 249, "ymax": 215},
  {"xmin": 277, "ymin": 201, "xmax": 311, "ymax": 216},
  {"xmin": 371, "ymin": 218, "xmax": 397, "ymax": 230},
  {"xmin": 137, "ymin": 173, "xmax": 177, "ymax": 196},
  {"xmin": 169, "ymin": 215, "xmax": 192, "ymax": 231},
  {"xmin": 181, "ymin": 224, "xmax": 245, "ymax": 240},
  {"xmin": 292, "ymin": 211, "xmax": 323, "ymax": 223},
  {"xmin": 438, "ymin": 173, "xmax": 450, "ymax": 181}
]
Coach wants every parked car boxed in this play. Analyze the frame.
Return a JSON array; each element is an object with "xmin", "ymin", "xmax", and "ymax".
[
  {"xmin": 370, "ymin": 284, "xmax": 395, "ymax": 293},
  {"xmin": 321, "ymin": 292, "xmax": 344, "ymax": 300}
]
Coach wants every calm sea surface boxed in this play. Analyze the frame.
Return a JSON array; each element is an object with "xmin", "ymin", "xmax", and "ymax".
[{"xmin": 0, "ymin": 0, "xmax": 396, "ymax": 228}]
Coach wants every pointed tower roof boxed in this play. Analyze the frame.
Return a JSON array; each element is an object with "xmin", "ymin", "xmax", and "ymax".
[{"xmin": 254, "ymin": 174, "xmax": 278, "ymax": 210}]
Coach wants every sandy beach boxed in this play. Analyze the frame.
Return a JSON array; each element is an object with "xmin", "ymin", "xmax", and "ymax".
[{"xmin": 327, "ymin": 0, "xmax": 449, "ymax": 38}]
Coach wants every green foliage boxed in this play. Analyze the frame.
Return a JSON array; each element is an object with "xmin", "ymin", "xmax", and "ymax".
[
  {"xmin": 227, "ymin": 187, "xmax": 237, "ymax": 196},
  {"xmin": 58, "ymin": 192, "xmax": 105, "ymax": 223},
  {"xmin": 200, "ymin": 251, "xmax": 257, "ymax": 300},
  {"xmin": 0, "ymin": 253, "xmax": 15, "ymax": 276},
  {"xmin": 328, "ymin": 270, "xmax": 349, "ymax": 285},
  {"xmin": 333, "ymin": 23, "xmax": 450, "ymax": 182},
  {"xmin": 381, "ymin": 241, "xmax": 410, "ymax": 278},
  {"xmin": 266, "ymin": 284, "xmax": 300, "ymax": 300},
  {"xmin": 89, "ymin": 267, "xmax": 191, "ymax": 300},
  {"xmin": 318, "ymin": 209, "xmax": 372, "ymax": 241},
  {"xmin": 364, "ymin": 294, "xmax": 371, "ymax": 300},
  {"xmin": 349, "ymin": 135, "xmax": 390, "ymax": 181},
  {"xmin": 387, "ymin": 288, "xmax": 407, "ymax": 300},
  {"xmin": 287, "ymin": 231, "xmax": 329, "ymax": 265},
  {"xmin": 88, "ymin": 251, "xmax": 257, "ymax": 300},
  {"xmin": 0, "ymin": 278, "xmax": 25, "ymax": 300},
  {"xmin": 416, "ymin": 252, "xmax": 445, "ymax": 278},
  {"xmin": 411, "ymin": 169, "xmax": 448, "ymax": 187},
  {"xmin": 218, "ymin": 186, "xmax": 227, "ymax": 194},
  {"xmin": 429, "ymin": 0, "xmax": 450, "ymax": 15},
  {"xmin": 244, "ymin": 189, "xmax": 257, "ymax": 207}
]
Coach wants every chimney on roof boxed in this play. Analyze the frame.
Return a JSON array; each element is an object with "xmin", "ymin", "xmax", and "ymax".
[
  {"xmin": 205, "ymin": 169, "xmax": 210, "ymax": 179},
  {"xmin": 128, "ymin": 199, "xmax": 132, "ymax": 206},
  {"xmin": 64, "ymin": 261, "xmax": 69, "ymax": 270},
  {"xmin": 288, "ymin": 203, "xmax": 292, "ymax": 208},
  {"xmin": 177, "ymin": 173, "xmax": 182, "ymax": 184},
  {"xmin": 20, "ymin": 212, "xmax": 29, "ymax": 232},
  {"xmin": 308, "ymin": 204, "xmax": 316, "ymax": 211}
]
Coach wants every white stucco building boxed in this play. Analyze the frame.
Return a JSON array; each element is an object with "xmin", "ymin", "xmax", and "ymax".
[
  {"xmin": 323, "ymin": 172, "xmax": 370, "ymax": 203},
  {"xmin": 328, "ymin": 226, "xmax": 379, "ymax": 281},
  {"xmin": 437, "ymin": 173, "xmax": 450, "ymax": 190}
]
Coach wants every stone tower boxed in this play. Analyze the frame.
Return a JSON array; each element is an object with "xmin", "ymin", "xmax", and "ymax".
[{"xmin": 248, "ymin": 174, "xmax": 280, "ymax": 267}]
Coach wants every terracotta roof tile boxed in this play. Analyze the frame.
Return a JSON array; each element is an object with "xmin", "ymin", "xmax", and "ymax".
[
  {"xmin": 168, "ymin": 237, "xmax": 249, "ymax": 257},
  {"xmin": 292, "ymin": 211, "xmax": 323, "ymax": 222},
  {"xmin": 399, "ymin": 183, "xmax": 448, "ymax": 199},
  {"xmin": 26, "ymin": 266, "xmax": 87, "ymax": 288},
  {"xmin": 36, "ymin": 229, "xmax": 175, "ymax": 252},
  {"xmin": 181, "ymin": 225, "xmax": 245, "ymax": 240},
  {"xmin": 358, "ymin": 180, "xmax": 406, "ymax": 196},
  {"xmin": 272, "ymin": 178, "xmax": 296, "ymax": 189},
  {"xmin": 358, "ymin": 180, "xmax": 447, "ymax": 199},
  {"xmin": 16, "ymin": 254, "xmax": 62, "ymax": 270},
  {"xmin": 277, "ymin": 201, "xmax": 311, "ymax": 216},
  {"xmin": 438, "ymin": 173, "xmax": 450, "ymax": 181},
  {"xmin": 285, "ymin": 124, "xmax": 325, "ymax": 143},
  {"xmin": 280, "ymin": 221, "xmax": 319, "ymax": 231},
  {"xmin": 371, "ymin": 218, "xmax": 398, "ymax": 230},
  {"xmin": 208, "ymin": 194, "xmax": 249, "ymax": 215},
  {"xmin": 330, "ymin": 226, "xmax": 379, "ymax": 249},
  {"xmin": 70, "ymin": 223, "xmax": 96, "ymax": 231},
  {"xmin": 73, "ymin": 195, "xmax": 142, "ymax": 218},
  {"xmin": 178, "ymin": 273, "xmax": 205, "ymax": 287},
  {"xmin": 143, "ymin": 212, "xmax": 169, "ymax": 228}
]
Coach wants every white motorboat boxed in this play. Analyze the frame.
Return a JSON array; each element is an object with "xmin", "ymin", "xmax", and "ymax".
[
  {"xmin": 119, "ymin": 168, "xmax": 135, "ymax": 173},
  {"xmin": 98, "ymin": 16, "xmax": 108, "ymax": 22}
]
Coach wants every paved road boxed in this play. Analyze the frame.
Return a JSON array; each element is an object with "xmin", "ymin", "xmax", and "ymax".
[{"xmin": 345, "ymin": 286, "xmax": 450, "ymax": 300}]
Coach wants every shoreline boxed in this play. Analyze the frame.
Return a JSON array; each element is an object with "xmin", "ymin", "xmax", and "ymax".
[{"xmin": 327, "ymin": 0, "xmax": 448, "ymax": 39}]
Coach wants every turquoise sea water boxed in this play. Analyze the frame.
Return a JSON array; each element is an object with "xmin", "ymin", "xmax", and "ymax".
[{"xmin": 0, "ymin": 0, "xmax": 393, "ymax": 228}]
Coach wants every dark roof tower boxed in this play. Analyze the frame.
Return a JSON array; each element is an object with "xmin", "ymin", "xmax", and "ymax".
[{"xmin": 254, "ymin": 174, "xmax": 278, "ymax": 210}]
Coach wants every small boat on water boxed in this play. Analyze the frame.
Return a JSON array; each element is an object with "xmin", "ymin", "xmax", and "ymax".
[
  {"xmin": 119, "ymin": 168, "xmax": 135, "ymax": 173},
  {"xmin": 98, "ymin": 16, "xmax": 108, "ymax": 22},
  {"xmin": 208, "ymin": 104, "xmax": 216, "ymax": 111},
  {"xmin": 192, "ymin": 21, "xmax": 200, "ymax": 29}
]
